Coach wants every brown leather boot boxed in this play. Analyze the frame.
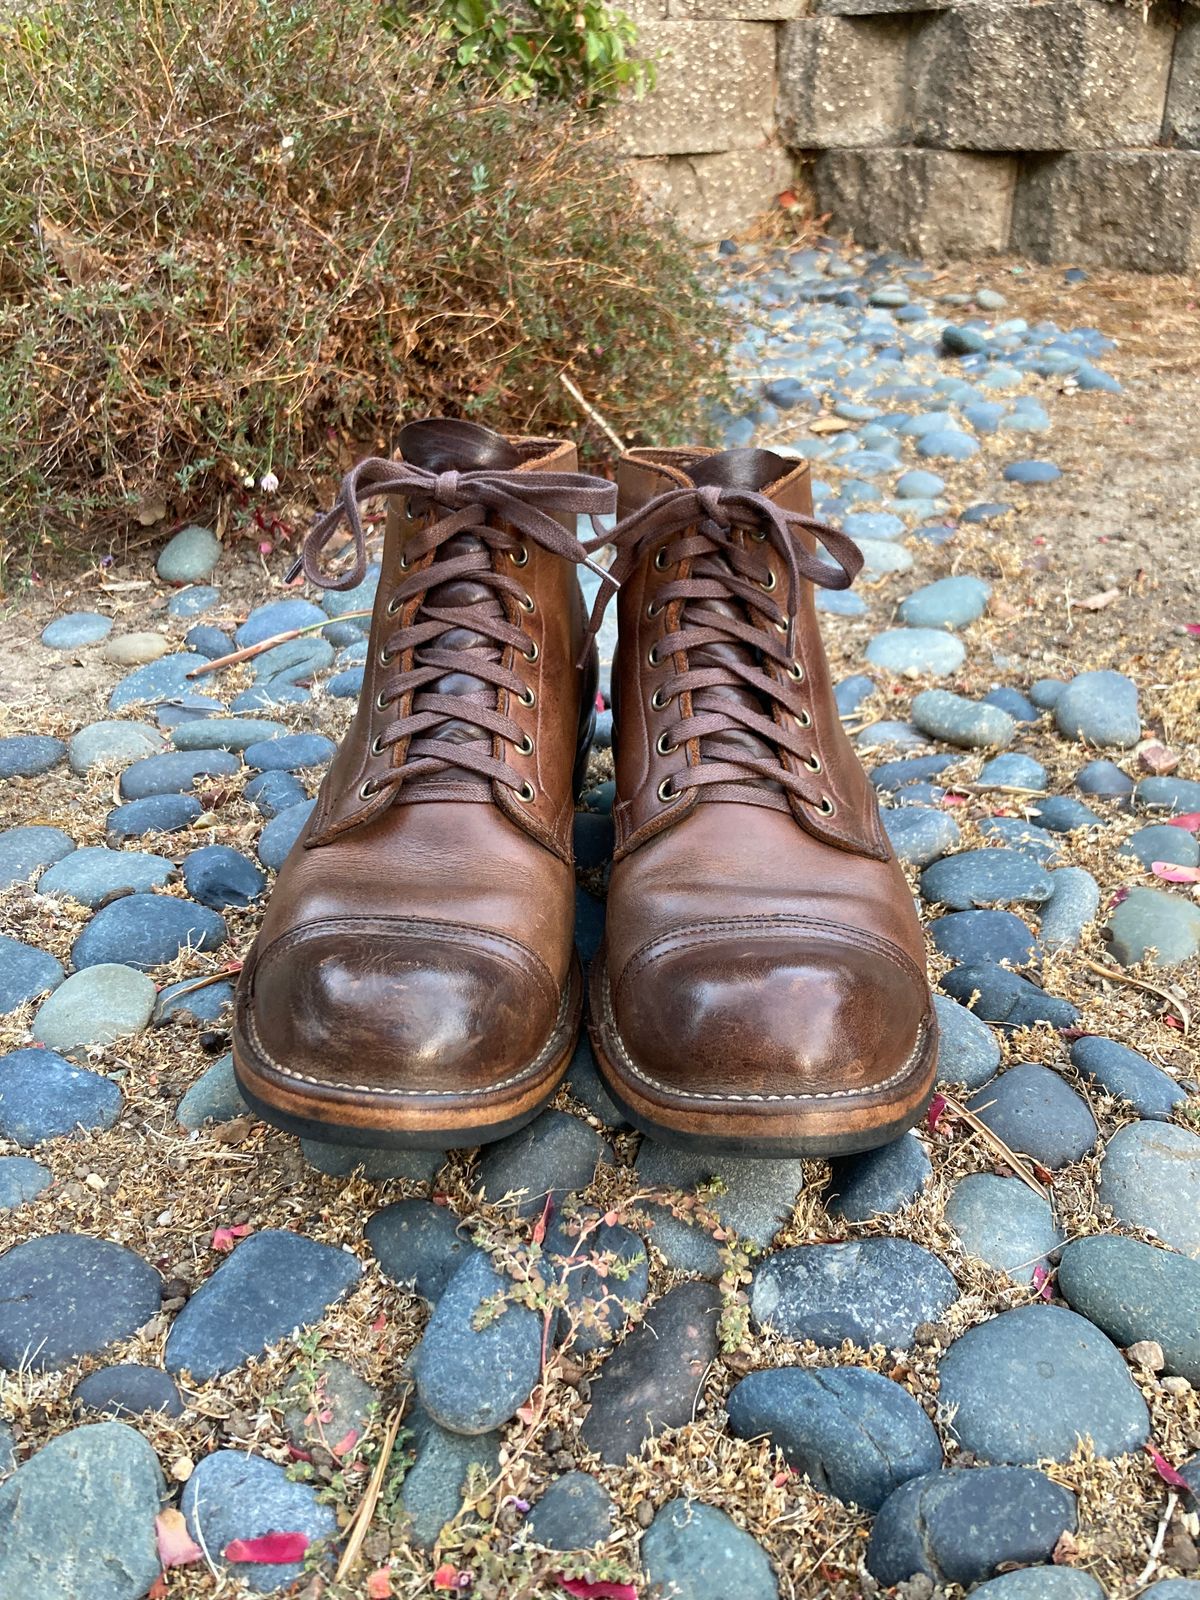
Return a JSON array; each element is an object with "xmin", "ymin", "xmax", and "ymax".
[
  {"xmin": 233, "ymin": 420, "xmax": 614, "ymax": 1149},
  {"xmin": 586, "ymin": 447, "xmax": 937, "ymax": 1156}
]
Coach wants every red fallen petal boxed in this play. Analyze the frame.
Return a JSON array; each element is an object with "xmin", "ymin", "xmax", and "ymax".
[
  {"xmin": 926, "ymin": 1093, "xmax": 947, "ymax": 1132},
  {"xmin": 367, "ymin": 1570, "xmax": 393, "ymax": 1598},
  {"xmin": 1167, "ymin": 813, "xmax": 1200, "ymax": 832},
  {"xmin": 1107, "ymin": 887, "xmax": 1131, "ymax": 909},
  {"xmin": 1032, "ymin": 1265, "xmax": 1053, "ymax": 1301},
  {"xmin": 156, "ymin": 1509, "xmax": 203, "ymax": 1569},
  {"xmin": 595, "ymin": 691, "xmax": 607, "ymax": 713},
  {"xmin": 211, "ymin": 1223, "xmax": 252, "ymax": 1252},
  {"xmin": 224, "ymin": 1533, "xmax": 310, "ymax": 1563},
  {"xmin": 331, "ymin": 1428, "xmax": 359, "ymax": 1458},
  {"xmin": 773, "ymin": 1468, "xmax": 795, "ymax": 1487},
  {"xmin": 1151, "ymin": 861, "xmax": 1200, "ymax": 884},
  {"xmin": 1184, "ymin": 622, "xmax": 1200, "ymax": 637},
  {"xmin": 1164, "ymin": 1015, "xmax": 1185, "ymax": 1031},
  {"xmin": 285, "ymin": 1444, "xmax": 314, "ymax": 1463},
  {"xmin": 555, "ymin": 1580, "xmax": 640, "ymax": 1600},
  {"xmin": 371, "ymin": 1313, "xmax": 387, "ymax": 1332},
  {"xmin": 942, "ymin": 793, "xmax": 967, "ymax": 807},
  {"xmin": 1146, "ymin": 1445, "xmax": 1191, "ymax": 1491}
]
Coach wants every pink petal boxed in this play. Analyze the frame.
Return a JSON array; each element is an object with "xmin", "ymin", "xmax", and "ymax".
[
  {"xmin": 1146, "ymin": 1445, "xmax": 1191, "ymax": 1492},
  {"xmin": 1032, "ymin": 1265, "xmax": 1053, "ymax": 1301},
  {"xmin": 1184, "ymin": 622, "xmax": 1200, "ymax": 637},
  {"xmin": 1151, "ymin": 862, "xmax": 1200, "ymax": 884},
  {"xmin": 1167, "ymin": 813, "xmax": 1200, "ymax": 832},
  {"xmin": 224, "ymin": 1533, "xmax": 310, "ymax": 1563},
  {"xmin": 926, "ymin": 1093, "xmax": 947, "ymax": 1132},
  {"xmin": 331, "ymin": 1428, "xmax": 359, "ymax": 1458},
  {"xmin": 555, "ymin": 1581, "xmax": 640, "ymax": 1600},
  {"xmin": 155, "ymin": 1509, "xmax": 203, "ymax": 1569},
  {"xmin": 211, "ymin": 1223, "xmax": 252, "ymax": 1252}
]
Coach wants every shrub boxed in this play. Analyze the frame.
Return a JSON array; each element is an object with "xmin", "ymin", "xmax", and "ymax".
[{"xmin": 0, "ymin": 0, "xmax": 729, "ymax": 570}]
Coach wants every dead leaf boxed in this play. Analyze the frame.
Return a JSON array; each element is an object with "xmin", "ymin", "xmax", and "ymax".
[
  {"xmin": 1075, "ymin": 587, "xmax": 1120, "ymax": 611},
  {"xmin": 39, "ymin": 216, "xmax": 108, "ymax": 285}
]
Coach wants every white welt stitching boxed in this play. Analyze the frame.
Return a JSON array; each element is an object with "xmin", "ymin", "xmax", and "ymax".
[{"xmin": 600, "ymin": 967, "xmax": 930, "ymax": 1104}]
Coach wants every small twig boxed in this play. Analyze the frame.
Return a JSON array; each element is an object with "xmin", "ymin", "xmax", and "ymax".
[
  {"xmin": 157, "ymin": 965, "xmax": 242, "ymax": 1001},
  {"xmin": 185, "ymin": 611, "xmax": 373, "ymax": 678},
  {"xmin": 940, "ymin": 1090, "xmax": 1050, "ymax": 1201},
  {"xmin": 1136, "ymin": 1490, "xmax": 1177, "ymax": 1587},
  {"xmin": 333, "ymin": 1390, "xmax": 409, "ymax": 1584},
  {"xmin": 558, "ymin": 372, "xmax": 626, "ymax": 455},
  {"xmin": 1079, "ymin": 957, "xmax": 1191, "ymax": 1036}
]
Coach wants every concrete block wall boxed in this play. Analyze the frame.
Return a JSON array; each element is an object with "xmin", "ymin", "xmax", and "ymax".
[{"xmin": 616, "ymin": 0, "xmax": 1200, "ymax": 269}]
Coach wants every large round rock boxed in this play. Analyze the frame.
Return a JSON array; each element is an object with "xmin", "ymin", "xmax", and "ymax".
[
  {"xmin": 938, "ymin": 1304, "xmax": 1150, "ymax": 1463},
  {"xmin": 0, "ymin": 1234, "xmax": 161, "ymax": 1371},
  {"xmin": 414, "ymin": 1251, "xmax": 542, "ymax": 1435},
  {"xmin": 751, "ymin": 1239, "xmax": 958, "ymax": 1349},
  {"xmin": 726, "ymin": 1366, "xmax": 942, "ymax": 1511},
  {"xmin": 181, "ymin": 1450, "xmax": 336, "ymax": 1593},
  {"xmin": 1056, "ymin": 1235, "xmax": 1200, "ymax": 1384},
  {"xmin": 642, "ymin": 1499, "xmax": 778, "ymax": 1600},
  {"xmin": 1098, "ymin": 1121, "xmax": 1200, "ymax": 1258}
]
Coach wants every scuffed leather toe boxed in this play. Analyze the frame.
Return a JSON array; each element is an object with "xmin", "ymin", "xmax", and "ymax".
[
  {"xmin": 242, "ymin": 917, "xmax": 562, "ymax": 1100},
  {"xmin": 609, "ymin": 922, "xmax": 930, "ymax": 1106}
]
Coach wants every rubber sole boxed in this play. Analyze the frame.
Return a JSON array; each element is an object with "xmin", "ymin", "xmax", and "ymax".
[
  {"xmin": 587, "ymin": 946, "xmax": 938, "ymax": 1158},
  {"xmin": 233, "ymin": 953, "xmax": 583, "ymax": 1152}
]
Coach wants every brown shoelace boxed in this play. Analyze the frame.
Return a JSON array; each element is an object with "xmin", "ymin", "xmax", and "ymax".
[
  {"xmin": 584, "ymin": 483, "xmax": 862, "ymax": 808},
  {"xmin": 291, "ymin": 456, "xmax": 615, "ymax": 795}
]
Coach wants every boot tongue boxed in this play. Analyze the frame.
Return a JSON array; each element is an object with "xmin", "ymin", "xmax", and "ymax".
[
  {"xmin": 396, "ymin": 420, "xmax": 524, "ymax": 781},
  {"xmin": 682, "ymin": 449, "xmax": 793, "ymax": 792}
]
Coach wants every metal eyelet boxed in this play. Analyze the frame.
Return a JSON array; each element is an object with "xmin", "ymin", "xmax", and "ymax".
[
  {"xmin": 647, "ymin": 644, "xmax": 660, "ymax": 667},
  {"xmin": 759, "ymin": 571, "xmax": 777, "ymax": 592},
  {"xmin": 359, "ymin": 779, "xmax": 378, "ymax": 800},
  {"xmin": 376, "ymin": 690, "xmax": 389, "ymax": 711},
  {"xmin": 657, "ymin": 776, "xmax": 679, "ymax": 803},
  {"xmin": 510, "ymin": 545, "xmax": 529, "ymax": 567},
  {"xmin": 519, "ymin": 685, "xmax": 536, "ymax": 708},
  {"xmin": 787, "ymin": 662, "xmax": 804, "ymax": 681},
  {"xmin": 387, "ymin": 595, "xmax": 402, "ymax": 616},
  {"xmin": 651, "ymin": 687, "xmax": 671, "ymax": 711},
  {"xmin": 378, "ymin": 646, "xmax": 395, "ymax": 667},
  {"xmin": 750, "ymin": 528, "xmax": 767, "ymax": 542},
  {"xmin": 654, "ymin": 547, "xmax": 670, "ymax": 571},
  {"xmin": 518, "ymin": 594, "xmax": 536, "ymax": 614},
  {"xmin": 804, "ymin": 754, "xmax": 822, "ymax": 774},
  {"xmin": 656, "ymin": 732, "xmax": 678, "ymax": 756},
  {"xmin": 647, "ymin": 600, "xmax": 663, "ymax": 619},
  {"xmin": 818, "ymin": 795, "xmax": 836, "ymax": 817},
  {"xmin": 516, "ymin": 780, "xmax": 535, "ymax": 803},
  {"xmin": 370, "ymin": 735, "xmax": 386, "ymax": 757},
  {"xmin": 796, "ymin": 709, "xmax": 812, "ymax": 729},
  {"xmin": 523, "ymin": 640, "xmax": 539, "ymax": 664},
  {"xmin": 516, "ymin": 734, "xmax": 534, "ymax": 756},
  {"xmin": 773, "ymin": 620, "xmax": 788, "ymax": 636},
  {"xmin": 398, "ymin": 554, "xmax": 410, "ymax": 571}
]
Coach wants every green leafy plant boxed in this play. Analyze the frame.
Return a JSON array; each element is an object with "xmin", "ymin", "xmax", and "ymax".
[{"xmin": 0, "ymin": 0, "xmax": 727, "ymax": 573}]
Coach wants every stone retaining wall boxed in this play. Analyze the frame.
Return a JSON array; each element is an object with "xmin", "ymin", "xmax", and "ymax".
[{"xmin": 615, "ymin": 0, "xmax": 1200, "ymax": 270}]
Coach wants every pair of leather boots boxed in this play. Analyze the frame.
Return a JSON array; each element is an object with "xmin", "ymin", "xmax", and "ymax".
[{"xmin": 232, "ymin": 419, "xmax": 937, "ymax": 1158}]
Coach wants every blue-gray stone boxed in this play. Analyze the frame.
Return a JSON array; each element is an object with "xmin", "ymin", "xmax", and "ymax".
[
  {"xmin": 871, "ymin": 754, "xmax": 958, "ymax": 790},
  {"xmin": 1057, "ymin": 1235, "xmax": 1200, "ymax": 1385},
  {"xmin": 978, "ymin": 753, "xmax": 1048, "ymax": 791},
  {"xmin": 0, "ymin": 1422, "xmax": 164, "ymax": 1600},
  {"xmin": 816, "ymin": 589, "xmax": 868, "ymax": 617},
  {"xmin": 944, "ymin": 965, "xmax": 1080, "ymax": 1031},
  {"xmin": 945, "ymin": 1172, "xmax": 1064, "ymax": 1284},
  {"xmin": 0, "ymin": 736, "xmax": 66, "ymax": 780},
  {"xmin": 366, "ymin": 1200, "xmax": 479, "ymax": 1303},
  {"xmin": 726, "ymin": 1367, "xmax": 942, "ymax": 1511},
  {"xmin": 183, "ymin": 844, "xmax": 266, "ymax": 910},
  {"xmin": 1028, "ymin": 678, "xmax": 1067, "ymax": 710},
  {"xmin": 984, "ymin": 688, "xmax": 1039, "ymax": 724},
  {"xmin": 938, "ymin": 1304, "xmax": 1149, "ymax": 1463},
  {"xmin": 156, "ymin": 978, "xmax": 235, "ymax": 1027},
  {"xmin": 183, "ymin": 623, "xmax": 231, "ymax": 658},
  {"xmin": 976, "ymin": 817, "xmax": 1062, "ymax": 864},
  {"xmin": 168, "ymin": 584, "xmax": 221, "ymax": 618},
  {"xmin": 415, "ymin": 1250, "xmax": 543, "ymax": 1434},
  {"xmin": 181, "ymin": 1451, "xmax": 337, "ymax": 1593},
  {"xmin": 258, "ymin": 800, "xmax": 315, "ymax": 871},
  {"xmin": 564, "ymin": 1034, "xmax": 627, "ymax": 1129},
  {"xmin": 477, "ymin": 1108, "xmax": 605, "ymax": 1219},
  {"xmin": 933, "ymin": 993, "xmax": 1001, "ymax": 1090},
  {"xmin": 399, "ymin": 1404, "xmax": 502, "ymax": 1549},
  {"xmin": 941, "ymin": 325, "xmax": 987, "ymax": 355},
  {"xmin": 0, "ymin": 825, "xmax": 74, "ymax": 890},
  {"xmin": 917, "ymin": 430, "xmax": 979, "ymax": 462},
  {"xmin": 300, "ymin": 1141, "xmax": 442, "ymax": 1181},
  {"xmin": 167, "ymin": 1229, "xmax": 361, "ymax": 1380},
  {"xmin": 1121, "ymin": 824, "xmax": 1200, "ymax": 870},
  {"xmin": 898, "ymin": 577, "xmax": 991, "ymax": 630},
  {"xmin": 0, "ymin": 1234, "xmax": 161, "ymax": 1371},
  {"xmin": 843, "ymin": 511, "xmax": 904, "ymax": 540},
  {"xmin": 642, "ymin": 1500, "xmax": 779, "ymax": 1600},
  {"xmin": 1003, "ymin": 461, "xmax": 1061, "ymax": 485},
  {"xmin": 243, "ymin": 770, "xmax": 307, "ymax": 817},
  {"xmin": 234, "ymin": 598, "xmax": 326, "ymax": 648},
  {"xmin": 751, "ymin": 1239, "xmax": 957, "ymax": 1349},
  {"xmin": 327, "ymin": 666, "xmax": 365, "ymax": 698},
  {"xmin": 911, "ymin": 691, "xmax": 1015, "ymax": 750},
  {"xmin": 857, "ymin": 720, "xmax": 928, "ymax": 751},
  {"xmin": 1136, "ymin": 776, "xmax": 1200, "ymax": 815},
  {"xmin": 1105, "ymin": 886, "xmax": 1200, "ymax": 968},
  {"xmin": 41, "ymin": 611, "xmax": 114, "ymax": 649},
  {"xmin": 882, "ymin": 806, "xmax": 960, "ymax": 867},
  {"xmin": 965, "ymin": 1062, "xmax": 1096, "ymax": 1166},
  {"xmin": 921, "ymin": 849, "xmax": 1053, "ymax": 911},
  {"xmin": 68, "ymin": 721, "xmax": 166, "ymax": 775},
  {"xmin": 157, "ymin": 524, "xmax": 221, "ymax": 584},
  {"xmin": 0, "ymin": 1156, "xmax": 51, "ymax": 1210},
  {"xmin": 962, "ymin": 501, "xmax": 1015, "ymax": 524},
  {"xmin": 1053, "ymin": 670, "xmax": 1140, "ymax": 749},
  {"xmin": 119, "ymin": 749, "xmax": 238, "ymax": 799},
  {"xmin": 866, "ymin": 629, "xmax": 966, "ymax": 678},
  {"xmin": 1141, "ymin": 1585, "xmax": 1200, "ymax": 1600},
  {"xmin": 1098, "ymin": 1121, "xmax": 1200, "ymax": 1258},
  {"xmin": 169, "ymin": 717, "xmax": 288, "ymax": 753},
  {"xmin": 106, "ymin": 792, "xmax": 201, "ymax": 841},
  {"xmin": 177, "ymin": 1053, "xmax": 248, "ymax": 1129},
  {"xmin": 0, "ymin": 1048, "xmax": 122, "ymax": 1146},
  {"xmin": 108, "ymin": 653, "xmax": 207, "ymax": 711},
  {"xmin": 243, "ymin": 733, "xmax": 335, "ymax": 771},
  {"xmin": 867, "ymin": 1467, "xmax": 1076, "ymax": 1587},
  {"xmin": 854, "ymin": 541, "xmax": 914, "ymax": 580},
  {"xmin": 73, "ymin": 1364, "xmax": 182, "ymax": 1419},
  {"xmin": 931, "ymin": 910, "xmax": 1039, "ymax": 969},
  {"xmin": 0, "ymin": 936, "xmax": 64, "ymax": 1013},
  {"xmin": 526, "ymin": 1471, "xmax": 617, "ymax": 1552},
  {"xmin": 72, "ymin": 893, "xmax": 226, "ymax": 971},
  {"xmin": 31, "ymin": 964, "xmax": 156, "ymax": 1055},
  {"xmin": 249, "ymin": 634, "xmax": 334, "ymax": 684},
  {"xmin": 1027, "ymin": 797, "xmax": 1103, "ymax": 835},
  {"xmin": 827, "ymin": 1135, "xmax": 930, "ymax": 1222},
  {"xmin": 38, "ymin": 846, "xmax": 173, "ymax": 907},
  {"xmin": 634, "ymin": 1141, "xmax": 804, "ymax": 1278},
  {"xmin": 1069, "ymin": 1036, "xmax": 1186, "ymax": 1121},
  {"xmin": 896, "ymin": 469, "xmax": 946, "ymax": 499}
]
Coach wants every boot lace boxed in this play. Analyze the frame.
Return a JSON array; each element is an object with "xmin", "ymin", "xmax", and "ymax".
[
  {"xmin": 291, "ymin": 456, "xmax": 615, "ymax": 796},
  {"xmin": 584, "ymin": 484, "xmax": 862, "ymax": 809}
]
